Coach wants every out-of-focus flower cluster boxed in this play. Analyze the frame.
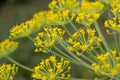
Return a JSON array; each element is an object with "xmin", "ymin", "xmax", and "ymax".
[
  {"xmin": 0, "ymin": 39, "xmax": 18, "ymax": 57},
  {"xmin": 9, "ymin": 19, "xmax": 40, "ymax": 40}
]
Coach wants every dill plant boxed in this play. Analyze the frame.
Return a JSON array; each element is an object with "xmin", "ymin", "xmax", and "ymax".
[{"xmin": 0, "ymin": 0, "xmax": 120, "ymax": 80}]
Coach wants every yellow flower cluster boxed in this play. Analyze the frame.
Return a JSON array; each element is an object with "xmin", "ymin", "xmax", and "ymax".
[
  {"xmin": 80, "ymin": 0, "xmax": 104, "ymax": 14},
  {"xmin": 104, "ymin": 17, "xmax": 120, "ymax": 33},
  {"xmin": 67, "ymin": 28, "xmax": 101, "ymax": 56},
  {"xmin": 0, "ymin": 63, "xmax": 18, "ymax": 80},
  {"xmin": 33, "ymin": 10, "xmax": 70, "ymax": 26},
  {"xmin": 92, "ymin": 49, "xmax": 120, "ymax": 78},
  {"xmin": 0, "ymin": 39, "xmax": 18, "ymax": 57},
  {"xmin": 32, "ymin": 55, "xmax": 71, "ymax": 80},
  {"xmin": 103, "ymin": 0, "xmax": 120, "ymax": 34},
  {"xmin": 9, "ymin": 19, "xmax": 40, "ymax": 39},
  {"xmin": 48, "ymin": 0, "xmax": 80, "ymax": 13},
  {"xmin": 76, "ymin": 0, "xmax": 104, "ymax": 27},
  {"xmin": 34, "ymin": 27, "xmax": 65, "ymax": 53},
  {"xmin": 111, "ymin": 0, "xmax": 120, "ymax": 17}
]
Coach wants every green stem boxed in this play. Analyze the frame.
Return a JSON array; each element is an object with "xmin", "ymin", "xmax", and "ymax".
[
  {"xmin": 7, "ymin": 56, "xmax": 34, "ymax": 72},
  {"xmin": 50, "ymin": 49, "xmax": 83, "ymax": 67},
  {"xmin": 58, "ymin": 77, "xmax": 92, "ymax": 80},
  {"xmin": 100, "ymin": 45, "xmax": 105, "ymax": 53},
  {"xmin": 86, "ymin": 50, "xmax": 98, "ymax": 62},
  {"xmin": 92, "ymin": 49, "xmax": 98, "ymax": 55},
  {"xmin": 107, "ymin": 4, "xmax": 112, "ymax": 19},
  {"xmin": 53, "ymin": 46, "xmax": 78, "ymax": 62},
  {"xmin": 101, "ymin": 76, "xmax": 109, "ymax": 80},
  {"xmin": 118, "ymin": 33, "xmax": 120, "ymax": 53},
  {"xmin": 63, "ymin": 40, "xmax": 94, "ymax": 63},
  {"xmin": 54, "ymin": 45, "xmax": 93, "ymax": 66},
  {"xmin": 68, "ymin": 19, "xmax": 78, "ymax": 31},
  {"xmin": 60, "ymin": 40, "xmax": 93, "ymax": 70},
  {"xmin": 70, "ymin": 78, "xmax": 93, "ymax": 80},
  {"xmin": 80, "ymin": 54, "xmax": 94, "ymax": 63},
  {"xmin": 94, "ymin": 21, "xmax": 115, "ymax": 66},
  {"xmin": 50, "ymin": 50, "xmax": 70, "ymax": 61},
  {"xmin": 27, "ymin": 36, "xmax": 35, "ymax": 42},
  {"xmin": 94, "ymin": 21, "xmax": 110, "ymax": 52},
  {"xmin": 113, "ymin": 31, "xmax": 119, "ymax": 51},
  {"xmin": 63, "ymin": 25, "xmax": 72, "ymax": 36},
  {"xmin": 107, "ymin": 4, "xmax": 120, "ymax": 52}
]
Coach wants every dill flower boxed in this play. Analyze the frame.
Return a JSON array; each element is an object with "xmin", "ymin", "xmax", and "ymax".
[
  {"xmin": 104, "ymin": 1, "xmax": 120, "ymax": 34},
  {"xmin": 0, "ymin": 39, "xmax": 18, "ymax": 57},
  {"xmin": 80, "ymin": 0, "xmax": 104, "ymax": 14},
  {"xmin": 34, "ymin": 27, "xmax": 65, "ymax": 53},
  {"xmin": 32, "ymin": 55, "xmax": 71, "ymax": 80},
  {"xmin": 56, "ymin": 10, "xmax": 70, "ymax": 25},
  {"xmin": 92, "ymin": 49, "xmax": 120, "ymax": 78},
  {"xmin": 104, "ymin": 17, "xmax": 120, "ymax": 33},
  {"xmin": 67, "ymin": 28, "xmax": 101, "ymax": 56},
  {"xmin": 33, "ymin": 10, "xmax": 70, "ymax": 26},
  {"xmin": 9, "ymin": 19, "xmax": 40, "ymax": 40},
  {"xmin": 33, "ymin": 10, "xmax": 57, "ymax": 26},
  {"xmin": 48, "ymin": 0, "xmax": 80, "ymax": 13},
  {"xmin": 76, "ymin": 0, "xmax": 104, "ymax": 27},
  {"xmin": 76, "ymin": 13, "xmax": 100, "ymax": 27},
  {"xmin": 0, "ymin": 63, "xmax": 18, "ymax": 80},
  {"xmin": 111, "ymin": 0, "xmax": 120, "ymax": 18}
]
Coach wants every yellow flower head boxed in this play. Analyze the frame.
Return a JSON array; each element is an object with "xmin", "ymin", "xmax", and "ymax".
[
  {"xmin": 32, "ymin": 55, "xmax": 71, "ymax": 80},
  {"xmin": 33, "ymin": 10, "xmax": 70, "ymax": 26},
  {"xmin": 34, "ymin": 27, "xmax": 65, "ymax": 53},
  {"xmin": 104, "ymin": 17, "xmax": 120, "ymax": 33},
  {"xmin": 76, "ymin": 0, "xmax": 104, "ymax": 27},
  {"xmin": 0, "ymin": 39, "xmax": 18, "ymax": 57},
  {"xmin": 0, "ymin": 63, "xmax": 18, "ymax": 80},
  {"xmin": 9, "ymin": 19, "xmax": 40, "ymax": 39},
  {"xmin": 33, "ymin": 10, "xmax": 57, "ymax": 26},
  {"xmin": 92, "ymin": 49, "xmax": 120, "ymax": 78},
  {"xmin": 111, "ymin": 0, "xmax": 120, "ymax": 18},
  {"xmin": 67, "ymin": 28, "xmax": 101, "ymax": 55},
  {"xmin": 104, "ymin": 0, "xmax": 120, "ymax": 34},
  {"xmin": 48, "ymin": 0, "xmax": 80, "ymax": 13}
]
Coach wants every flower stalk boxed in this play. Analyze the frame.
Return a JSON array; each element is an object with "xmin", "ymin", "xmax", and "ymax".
[{"xmin": 7, "ymin": 56, "xmax": 34, "ymax": 72}]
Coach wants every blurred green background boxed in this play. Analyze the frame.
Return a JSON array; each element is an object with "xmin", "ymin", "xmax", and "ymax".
[{"xmin": 0, "ymin": 0, "xmax": 95, "ymax": 80}]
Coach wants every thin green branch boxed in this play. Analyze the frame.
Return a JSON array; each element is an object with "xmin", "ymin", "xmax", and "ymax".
[
  {"xmin": 63, "ymin": 25, "xmax": 72, "ymax": 36},
  {"xmin": 50, "ymin": 49, "xmax": 83, "ymax": 67},
  {"xmin": 58, "ymin": 77, "xmax": 93, "ymax": 80},
  {"xmin": 27, "ymin": 36, "xmax": 35, "ymax": 42},
  {"xmin": 68, "ymin": 19, "xmax": 78, "ymax": 31},
  {"xmin": 94, "ymin": 21, "xmax": 110, "ymax": 52},
  {"xmin": 7, "ymin": 56, "xmax": 34, "ymax": 72},
  {"xmin": 94, "ymin": 21, "xmax": 115, "ymax": 66},
  {"xmin": 53, "ymin": 46, "xmax": 78, "ymax": 61}
]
